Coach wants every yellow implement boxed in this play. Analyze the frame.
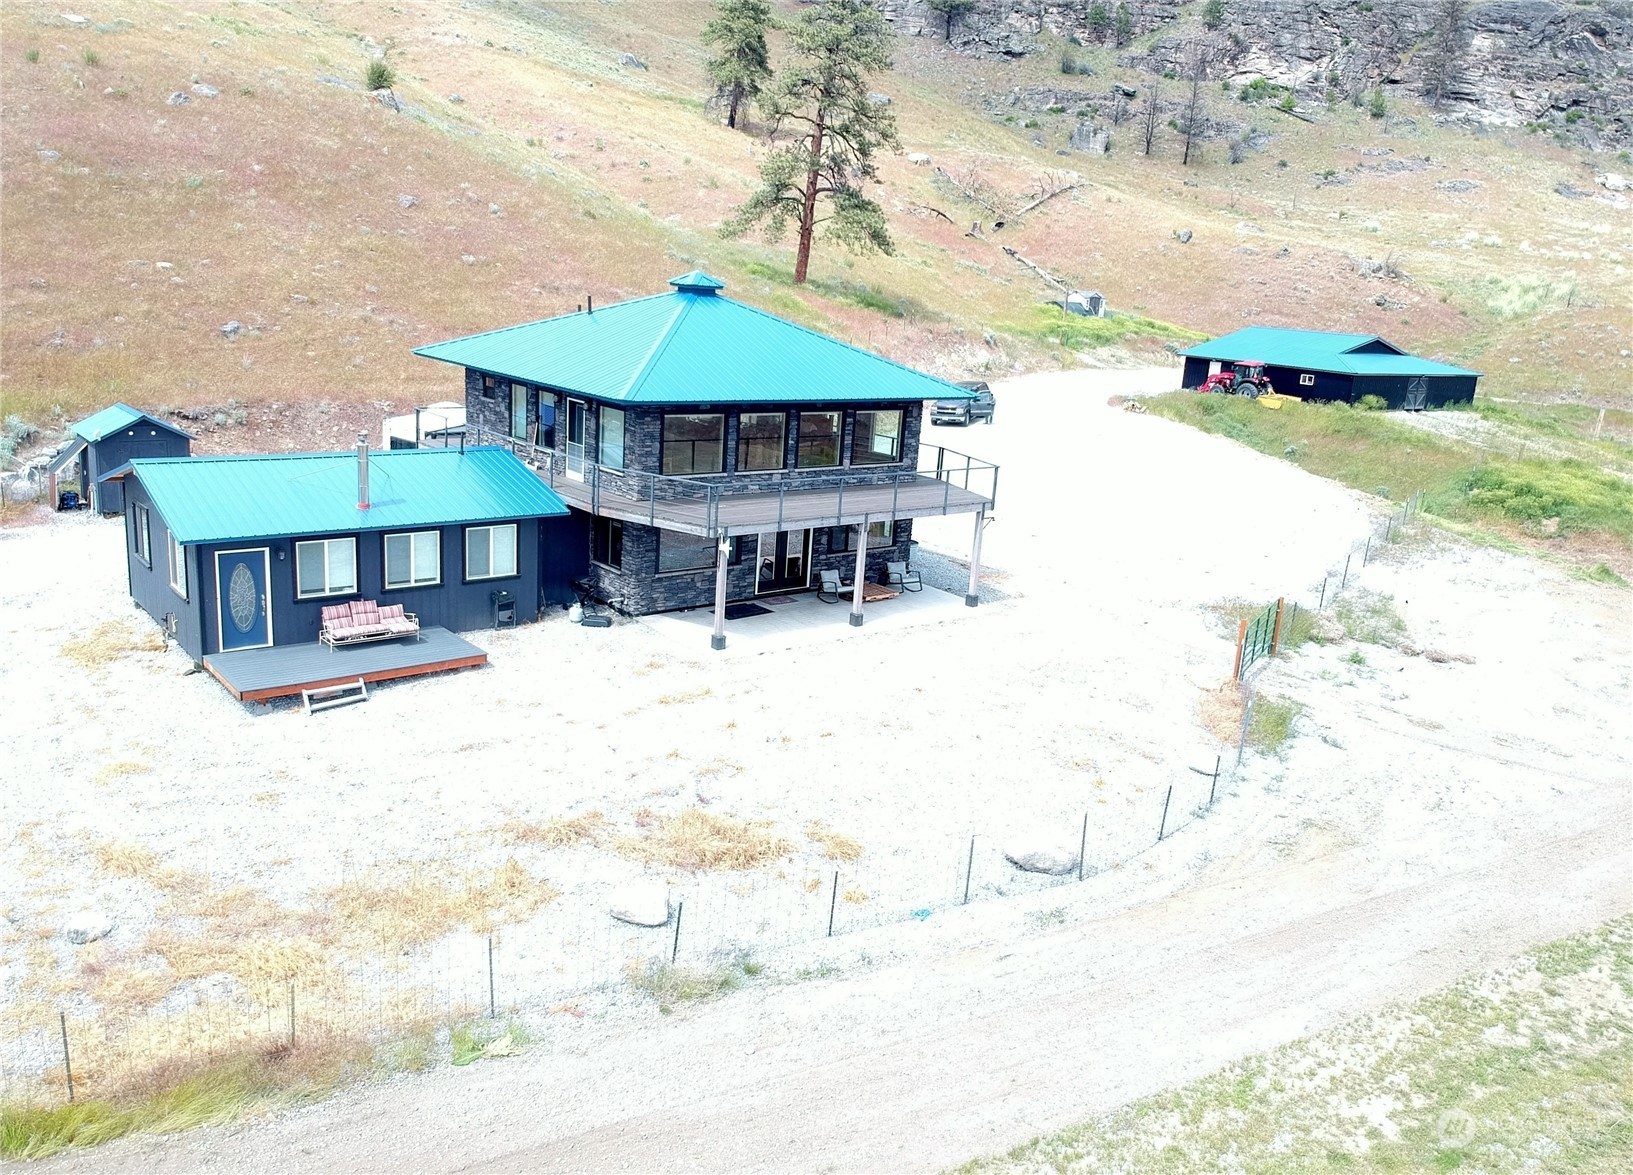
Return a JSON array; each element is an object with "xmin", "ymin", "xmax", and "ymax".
[{"xmin": 1256, "ymin": 391, "xmax": 1303, "ymax": 410}]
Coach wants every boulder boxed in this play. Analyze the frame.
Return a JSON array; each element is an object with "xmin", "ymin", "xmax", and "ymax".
[
  {"xmin": 868, "ymin": 92, "xmax": 892, "ymax": 105},
  {"xmin": 1004, "ymin": 836, "xmax": 1079, "ymax": 876},
  {"xmin": 1175, "ymin": 228, "xmax": 1193, "ymax": 244},
  {"xmin": 1599, "ymin": 172, "xmax": 1628, "ymax": 192},
  {"xmin": 220, "ymin": 320, "xmax": 241, "ymax": 339},
  {"xmin": 191, "ymin": 83, "xmax": 219, "ymax": 98},
  {"xmin": 617, "ymin": 52, "xmax": 647, "ymax": 70},
  {"xmin": 63, "ymin": 912, "xmax": 114, "ymax": 945},
  {"xmin": 37, "ymin": 149, "xmax": 61, "ymax": 161},
  {"xmin": 1069, "ymin": 123, "xmax": 1108, "ymax": 154},
  {"xmin": 609, "ymin": 881, "xmax": 670, "ymax": 927},
  {"xmin": 397, "ymin": 194, "xmax": 418, "ymax": 208},
  {"xmin": 166, "ymin": 91, "xmax": 190, "ymax": 105},
  {"xmin": 906, "ymin": 152, "xmax": 932, "ymax": 165}
]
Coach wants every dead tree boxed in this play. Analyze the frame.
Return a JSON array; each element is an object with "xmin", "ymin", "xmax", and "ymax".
[
  {"xmin": 1141, "ymin": 78, "xmax": 1162, "ymax": 155},
  {"xmin": 1180, "ymin": 49, "xmax": 1208, "ymax": 166},
  {"xmin": 1420, "ymin": 0, "xmax": 1468, "ymax": 108}
]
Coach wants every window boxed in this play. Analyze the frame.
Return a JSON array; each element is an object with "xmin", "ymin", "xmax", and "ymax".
[
  {"xmin": 295, "ymin": 537, "xmax": 357, "ymax": 598},
  {"xmin": 829, "ymin": 521, "xmax": 895, "ymax": 552},
  {"xmin": 593, "ymin": 517, "xmax": 623, "ymax": 569},
  {"xmin": 510, "ymin": 383, "xmax": 529, "ymax": 440},
  {"xmin": 130, "ymin": 503, "xmax": 151, "ymax": 566},
  {"xmin": 736, "ymin": 412, "xmax": 786, "ymax": 472},
  {"xmin": 481, "ymin": 375, "xmax": 497, "ymax": 399},
  {"xmin": 1299, "ymin": 373, "xmax": 1315, "ymax": 387},
  {"xmin": 599, "ymin": 406, "xmax": 625, "ymax": 470},
  {"xmin": 657, "ymin": 530, "xmax": 717, "ymax": 573},
  {"xmin": 465, "ymin": 524, "xmax": 517, "ymax": 580},
  {"xmin": 535, "ymin": 397, "xmax": 556, "ymax": 450},
  {"xmin": 167, "ymin": 532, "xmax": 188, "ymax": 599},
  {"xmin": 662, "ymin": 413, "xmax": 725, "ymax": 475},
  {"xmin": 852, "ymin": 409, "xmax": 902, "ymax": 465},
  {"xmin": 796, "ymin": 410, "xmax": 842, "ymax": 468},
  {"xmin": 384, "ymin": 530, "xmax": 440, "ymax": 590}
]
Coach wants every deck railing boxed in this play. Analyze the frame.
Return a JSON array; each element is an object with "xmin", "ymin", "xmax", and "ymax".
[{"xmin": 467, "ymin": 424, "xmax": 997, "ymax": 535}]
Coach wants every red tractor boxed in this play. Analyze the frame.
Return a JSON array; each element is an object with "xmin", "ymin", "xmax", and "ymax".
[{"xmin": 1199, "ymin": 360, "xmax": 1274, "ymax": 398}]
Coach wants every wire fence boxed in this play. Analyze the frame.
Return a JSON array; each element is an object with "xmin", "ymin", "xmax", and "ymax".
[{"xmin": 16, "ymin": 495, "xmax": 1431, "ymax": 1106}]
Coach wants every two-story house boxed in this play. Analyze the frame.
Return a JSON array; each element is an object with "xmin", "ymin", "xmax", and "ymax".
[{"xmin": 414, "ymin": 272, "xmax": 997, "ymax": 649}]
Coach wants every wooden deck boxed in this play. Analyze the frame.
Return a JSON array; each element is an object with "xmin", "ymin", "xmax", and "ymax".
[
  {"xmin": 545, "ymin": 473, "xmax": 991, "ymax": 537},
  {"xmin": 202, "ymin": 626, "xmax": 488, "ymax": 703}
]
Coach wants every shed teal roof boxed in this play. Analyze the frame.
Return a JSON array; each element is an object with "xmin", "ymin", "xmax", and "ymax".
[
  {"xmin": 1182, "ymin": 327, "xmax": 1479, "ymax": 377},
  {"xmin": 123, "ymin": 447, "xmax": 568, "ymax": 545},
  {"xmin": 72, "ymin": 402, "xmax": 193, "ymax": 443},
  {"xmin": 413, "ymin": 273, "xmax": 974, "ymax": 404}
]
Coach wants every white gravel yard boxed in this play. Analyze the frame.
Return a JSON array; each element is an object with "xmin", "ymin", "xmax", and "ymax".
[{"xmin": 5, "ymin": 367, "xmax": 1631, "ymax": 1170}]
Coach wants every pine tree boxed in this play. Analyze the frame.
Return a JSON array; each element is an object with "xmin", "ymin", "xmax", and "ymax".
[
  {"xmin": 721, "ymin": 0, "xmax": 900, "ymax": 284},
  {"xmin": 926, "ymin": 0, "xmax": 976, "ymax": 41},
  {"xmin": 1086, "ymin": 3, "xmax": 1111, "ymax": 40},
  {"xmin": 702, "ymin": 0, "xmax": 773, "ymax": 130},
  {"xmin": 1114, "ymin": 3, "xmax": 1134, "ymax": 47},
  {"xmin": 1202, "ymin": 0, "xmax": 1227, "ymax": 31}
]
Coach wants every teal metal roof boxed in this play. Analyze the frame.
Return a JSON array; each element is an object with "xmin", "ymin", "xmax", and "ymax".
[
  {"xmin": 72, "ymin": 402, "xmax": 192, "ymax": 443},
  {"xmin": 1183, "ymin": 327, "xmax": 1479, "ymax": 377},
  {"xmin": 414, "ymin": 272, "xmax": 974, "ymax": 404},
  {"xmin": 125, "ymin": 447, "xmax": 568, "ymax": 545}
]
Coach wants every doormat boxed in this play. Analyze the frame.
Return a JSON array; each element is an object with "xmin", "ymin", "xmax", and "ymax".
[{"xmin": 725, "ymin": 602, "xmax": 772, "ymax": 620}]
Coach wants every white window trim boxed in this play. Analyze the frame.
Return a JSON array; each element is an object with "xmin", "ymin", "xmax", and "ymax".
[
  {"xmin": 167, "ymin": 532, "xmax": 188, "ymax": 600},
  {"xmin": 294, "ymin": 536, "xmax": 358, "ymax": 600},
  {"xmin": 132, "ymin": 503, "xmax": 152, "ymax": 567},
  {"xmin": 465, "ymin": 523, "xmax": 518, "ymax": 581},
  {"xmin": 1299, "ymin": 373, "xmax": 1316, "ymax": 387},
  {"xmin": 851, "ymin": 408, "xmax": 904, "ymax": 466},
  {"xmin": 383, "ymin": 530, "xmax": 441, "ymax": 590}
]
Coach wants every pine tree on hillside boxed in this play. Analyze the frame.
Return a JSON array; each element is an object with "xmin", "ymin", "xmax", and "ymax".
[
  {"xmin": 1202, "ymin": 0, "xmax": 1227, "ymax": 31},
  {"xmin": 927, "ymin": 0, "xmax": 976, "ymax": 41},
  {"xmin": 720, "ymin": 0, "xmax": 900, "ymax": 284},
  {"xmin": 1114, "ymin": 2, "xmax": 1134, "ymax": 47},
  {"xmin": 702, "ymin": 0, "xmax": 773, "ymax": 130}
]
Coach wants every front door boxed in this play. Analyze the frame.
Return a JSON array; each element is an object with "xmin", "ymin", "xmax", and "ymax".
[
  {"xmin": 565, "ymin": 399, "xmax": 587, "ymax": 479},
  {"xmin": 1404, "ymin": 377, "xmax": 1428, "ymax": 411},
  {"xmin": 215, "ymin": 547, "xmax": 272, "ymax": 651},
  {"xmin": 755, "ymin": 529, "xmax": 810, "ymax": 594}
]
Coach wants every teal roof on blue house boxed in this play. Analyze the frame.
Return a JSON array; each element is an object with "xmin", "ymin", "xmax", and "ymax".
[
  {"xmin": 1183, "ymin": 327, "xmax": 1479, "ymax": 377},
  {"xmin": 122, "ymin": 447, "xmax": 568, "ymax": 545},
  {"xmin": 72, "ymin": 402, "xmax": 193, "ymax": 443},
  {"xmin": 413, "ymin": 273, "xmax": 974, "ymax": 404}
]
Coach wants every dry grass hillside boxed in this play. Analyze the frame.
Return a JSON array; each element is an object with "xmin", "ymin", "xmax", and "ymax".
[{"xmin": 2, "ymin": 0, "xmax": 1628, "ymax": 440}]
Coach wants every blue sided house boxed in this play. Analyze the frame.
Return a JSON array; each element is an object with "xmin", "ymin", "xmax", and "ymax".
[
  {"xmin": 414, "ymin": 272, "xmax": 999, "ymax": 648},
  {"xmin": 1180, "ymin": 327, "xmax": 1480, "ymax": 409},
  {"xmin": 48, "ymin": 403, "xmax": 193, "ymax": 514},
  {"xmin": 113, "ymin": 440, "xmax": 575, "ymax": 698}
]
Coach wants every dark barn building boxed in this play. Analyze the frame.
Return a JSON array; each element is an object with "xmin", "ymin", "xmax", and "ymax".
[
  {"xmin": 48, "ymin": 403, "xmax": 193, "ymax": 513},
  {"xmin": 115, "ymin": 444, "xmax": 577, "ymax": 663},
  {"xmin": 1181, "ymin": 328, "xmax": 1480, "ymax": 409}
]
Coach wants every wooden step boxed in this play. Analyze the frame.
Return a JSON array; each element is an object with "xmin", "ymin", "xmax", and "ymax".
[{"xmin": 302, "ymin": 678, "xmax": 368, "ymax": 715}]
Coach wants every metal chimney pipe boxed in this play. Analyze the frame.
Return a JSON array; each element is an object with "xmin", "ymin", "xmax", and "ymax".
[
  {"xmin": 586, "ymin": 294, "xmax": 593, "ymax": 313},
  {"xmin": 356, "ymin": 431, "xmax": 370, "ymax": 510}
]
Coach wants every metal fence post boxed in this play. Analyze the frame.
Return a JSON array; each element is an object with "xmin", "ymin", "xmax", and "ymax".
[
  {"xmin": 1210, "ymin": 755, "xmax": 1221, "ymax": 807},
  {"xmin": 1232, "ymin": 617, "xmax": 1248, "ymax": 680},
  {"xmin": 288, "ymin": 980, "xmax": 295, "ymax": 1049},
  {"xmin": 60, "ymin": 1012, "xmax": 73, "ymax": 1102},
  {"xmin": 1318, "ymin": 576, "xmax": 1327, "ymax": 610},
  {"xmin": 1158, "ymin": 786, "xmax": 1173, "ymax": 842},
  {"xmin": 1237, "ymin": 696, "xmax": 1255, "ymax": 767},
  {"xmin": 1362, "ymin": 536, "xmax": 1371, "ymax": 566},
  {"xmin": 1341, "ymin": 552, "xmax": 1351, "ymax": 590},
  {"xmin": 827, "ymin": 873, "xmax": 839, "ymax": 936},
  {"xmin": 671, "ymin": 901, "xmax": 684, "ymax": 962},
  {"xmin": 1078, "ymin": 812, "xmax": 1089, "ymax": 882},
  {"xmin": 963, "ymin": 836, "xmax": 975, "ymax": 904},
  {"xmin": 487, "ymin": 935, "xmax": 496, "ymax": 1018}
]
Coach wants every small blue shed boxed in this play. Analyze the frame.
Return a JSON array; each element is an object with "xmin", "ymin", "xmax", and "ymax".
[
  {"xmin": 113, "ymin": 440, "xmax": 581, "ymax": 662},
  {"xmin": 48, "ymin": 403, "xmax": 193, "ymax": 514}
]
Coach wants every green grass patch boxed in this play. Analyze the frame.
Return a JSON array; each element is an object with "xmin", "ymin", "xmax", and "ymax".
[
  {"xmin": 1246, "ymin": 695, "xmax": 1302, "ymax": 754},
  {"xmin": 1144, "ymin": 393, "xmax": 1633, "ymax": 560},
  {"xmin": 1576, "ymin": 563, "xmax": 1629, "ymax": 588},
  {"xmin": 959, "ymin": 916, "xmax": 1633, "ymax": 1174},
  {"xmin": 627, "ymin": 955, "xmax": 759, "ymax": 1012},
  {"xmin": 1333, "ymin": 589, "xmax": 1408, "ymax": 647},
  {"xmin": 1003, "ymin": 305, "xmax": 1202, "ymax": 352},
  {"xmin": 450, "ymin": 1018, "xmax": 530, "ymax": 1066}
]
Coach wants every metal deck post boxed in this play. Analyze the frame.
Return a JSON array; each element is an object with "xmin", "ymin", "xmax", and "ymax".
[
  {"xmin": 710, "ymin": 535, "xmax": 729, "ymax": 651},
  {"xmin": 850, "ymin": 520, "xmax": 868, "ymax": 627},
  {"xmin": 965, "ymin": 506, "xmax": 986, "ymax": 607}
]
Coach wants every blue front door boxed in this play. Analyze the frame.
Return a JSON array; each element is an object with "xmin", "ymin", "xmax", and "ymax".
[{"xmin": 215, "ymin": 547, "xmax": 271, "ymax": 651}]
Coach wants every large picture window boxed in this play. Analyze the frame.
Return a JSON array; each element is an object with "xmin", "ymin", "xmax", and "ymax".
[
  {"xmin": 852, "ymin": 409, "xmax": 902, "ymax": 465},
  {"xmin": 599, "ymin": 406, "xmax": 626, "ymax": 470},
  {"xmin": 465, "ymin": 524, "xmax": 518, "ymax": 580},
  {"xmin": 796, "ymin": 410, "xmax": 841, "ymax": 469},
  {"xmin": 593, "ymin": 517, "xmax": 623, "ymax": 569},
  {"xmin": 829, "ymin": 520, "xmax": 895, "ymax": 551},
  {"xmin": 167, "ymin": 532, "xmax": 188, "ymax": 599},
  {"xmin": 384, "ymin": 530, "xmax": 441, "ymax": 590},
  {"xmin": 662, "ymin": 414, "xmax": 724, "ymax": 475},
  {"xmin": 736, "ymin": 412, "xmax": 786, "ymax": 472},
  {"xmin": 657, "ymin": 530, "xmax": 716, "ymax": 573},
  {"xmin": 295, "ymin": 537, "xmax": 357, "ymax": 599}
]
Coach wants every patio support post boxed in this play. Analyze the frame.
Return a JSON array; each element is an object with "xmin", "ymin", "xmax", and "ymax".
[
  {"xmin": 966, "ymin": 506, "xmax": 986, "ymax": 607},
  {"xmin": 850, "ymin": 520, "xmax": 868, "ymax": 627},
  {"xmin": 710, "ymin": 534, "xmax": 729, "ymax": 651}
]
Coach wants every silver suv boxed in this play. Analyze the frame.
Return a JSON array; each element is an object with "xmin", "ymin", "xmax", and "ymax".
[{"xmin": 932, "ymin": 381, "xmax": 996, "ymax": 426}]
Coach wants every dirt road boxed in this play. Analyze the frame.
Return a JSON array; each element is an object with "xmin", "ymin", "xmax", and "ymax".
[{"xmin": 44, "ymin": 791, "xmax": 1630, "ymax": 1173}]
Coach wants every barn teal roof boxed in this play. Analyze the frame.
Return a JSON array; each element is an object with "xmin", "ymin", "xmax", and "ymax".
[
  {"xmin": 122, "ymin": 447, "xmax": 568, "ymax": 545},
  {"xmin": 413, "ymin": 273, "xmax": 974, "ymax": 404},
  {"xmin": 71, "ymin": 402, "xmax": 193, "ymax": 443},
  {"xmin": 1183, "ymin": 327, "xmax": 1479, "ymax": 377}
]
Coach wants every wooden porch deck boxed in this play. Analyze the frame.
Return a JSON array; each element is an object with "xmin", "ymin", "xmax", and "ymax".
[
  {"xmin": 544, "ymin": 473, "xmax": 991, "ymax": 537},
  {"xmin": 202, "ymin": 626, "xmax": 488, "ymax": 703}
]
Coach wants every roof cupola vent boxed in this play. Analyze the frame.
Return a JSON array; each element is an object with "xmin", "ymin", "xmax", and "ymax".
[{"xmin": 668, "ymin": 270, "xmax": 725, "ymax": 295}]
